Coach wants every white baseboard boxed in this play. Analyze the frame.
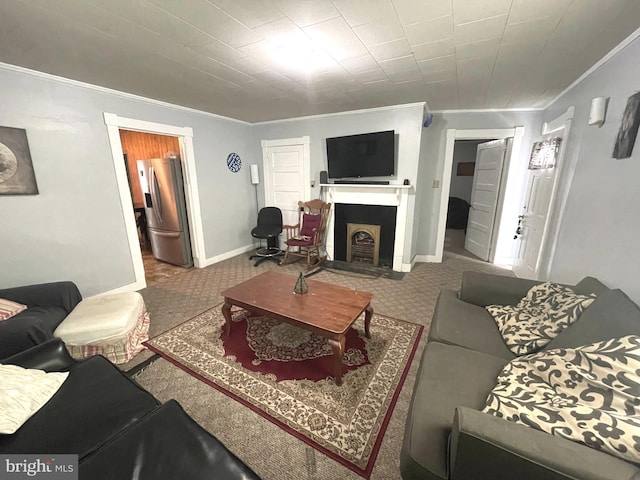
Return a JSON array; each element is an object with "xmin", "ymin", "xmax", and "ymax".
[
  {"xmin": 199, "ymin": 244, "xmax": 256, "ymax": 268},
  {"xmin": 99, "ymin": 244, "xmax": 256, "ymax": 295},
  {"xmin": 414, "ymin": 254, "xmax": 440, "ymax": 263}
]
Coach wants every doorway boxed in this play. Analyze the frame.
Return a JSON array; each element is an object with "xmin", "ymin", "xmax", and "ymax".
[
  {"xmin": 445, "ymin": 139, "xmax": 494, "ymax": 262},
  {"xmin": 261, "ymin": 136, "xmax": 311, "ymax": 248},
  {"xmin": 104, "ymin": 113, "xmax": 205, "ymax": 294},
  {"xmin": 119, "ymin": 129, "xmax": 192, "ymax": 286},
  {"xmin": 435, "ymin": 127, "xmax": 526, "ymax": 266}
]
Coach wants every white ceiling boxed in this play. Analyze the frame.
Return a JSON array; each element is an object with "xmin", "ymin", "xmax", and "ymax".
[{"xmin": 1, "ymin": 0, "xmax": 639, "ymax": 122}]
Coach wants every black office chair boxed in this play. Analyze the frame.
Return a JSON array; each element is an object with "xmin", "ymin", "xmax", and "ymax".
[{"xmin": 249, "ymin": 207, "xmax": 284, "ymax": 267}]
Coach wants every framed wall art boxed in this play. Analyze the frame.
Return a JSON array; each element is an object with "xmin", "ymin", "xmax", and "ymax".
[
  {"xmin": 0, "ymin": 126, "xmax": 39, "ymax": 195},
  {"xmin": 613, "ymin": 91, "xmax": 640, "ymax": 159}
]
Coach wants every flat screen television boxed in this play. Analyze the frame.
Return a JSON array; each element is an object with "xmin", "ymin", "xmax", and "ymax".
[{"xmin": 326, "ymin": 130, "xmax": 395, "ymax": 179}]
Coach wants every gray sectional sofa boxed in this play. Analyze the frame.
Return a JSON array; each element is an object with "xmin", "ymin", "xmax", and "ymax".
[{"xmin": 401, "ymin": 271, "xmax": 640, "ymax": 480}]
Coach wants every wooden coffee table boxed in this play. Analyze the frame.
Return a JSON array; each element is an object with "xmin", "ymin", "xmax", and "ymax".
[{"xmin": 221, "ymin": 271, "xmax": 373, "ymax": 386}]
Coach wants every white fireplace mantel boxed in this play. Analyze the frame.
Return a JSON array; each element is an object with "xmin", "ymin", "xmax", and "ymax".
[{"xmin": 321, "ymin": 183, "xmax": 411, "ymax": 272}]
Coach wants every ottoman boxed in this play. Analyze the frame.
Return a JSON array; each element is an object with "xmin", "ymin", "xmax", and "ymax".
[{"xmin": 53, "ymin": 292, "xmax": 150, "ymax": 364}]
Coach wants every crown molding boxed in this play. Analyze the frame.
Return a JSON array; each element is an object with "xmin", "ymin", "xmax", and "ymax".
[{"xmin": 0, "ymin": 62, "xmax": 252, "ymax": 126}]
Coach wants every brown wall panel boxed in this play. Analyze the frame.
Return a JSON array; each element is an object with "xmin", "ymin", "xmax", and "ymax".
[{"xmin": 119, "ymin": 130, "xmax": 180, "ymax": 207}]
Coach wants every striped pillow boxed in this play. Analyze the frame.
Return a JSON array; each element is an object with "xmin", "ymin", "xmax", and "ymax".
[{"xmin": 0, "ymin": 298, "xmax": 27, "ymax": 321}]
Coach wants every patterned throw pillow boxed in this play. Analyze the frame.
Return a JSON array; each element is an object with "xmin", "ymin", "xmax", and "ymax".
[
  {"xmin": 0, "ymin": 298, "xmax": 27, "ymax": 321},
  {"xmin": 483, "ymin": 335, "xmax": 640, "ymax": 464},
  {"xmin": 486, "ymin": 282, "xmax": 595, "ymax": 355}
]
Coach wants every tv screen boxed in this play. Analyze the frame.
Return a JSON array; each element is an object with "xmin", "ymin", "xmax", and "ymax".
[{"xmin": 326, "ymin": 130, "xmax": 395, "ymax": 179}]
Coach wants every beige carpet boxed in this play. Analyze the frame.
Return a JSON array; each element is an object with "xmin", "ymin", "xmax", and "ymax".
[{"xmin": 131, "ymin": 252, "xmax": 512, "ymax": 479}]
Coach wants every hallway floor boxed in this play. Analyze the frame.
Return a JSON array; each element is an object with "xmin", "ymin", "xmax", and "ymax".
[
  {"xmin": 142, "ymin": 250, "xmax": 191, "ymax": 286},
  {"xmin": 444, "ymin": 228, "xmax": 484, "ymax": 262}
]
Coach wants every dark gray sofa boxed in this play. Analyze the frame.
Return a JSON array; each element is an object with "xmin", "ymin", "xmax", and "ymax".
[
  {"xmin": 401, "ymin": 271, "xmax": 640, "ymax": 480},
  {"xmin": 0, "ymin": 281, "xmax": 82, "ymax": 359}
]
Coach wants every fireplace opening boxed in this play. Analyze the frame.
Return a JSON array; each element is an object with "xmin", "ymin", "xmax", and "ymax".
[
  {"xmin": 334, "ymin": 204, "xmax": 396, "ymax": 267},
  {"xmin": 347, "ymin": 224, "xmax": 380, "ymax": 266}
]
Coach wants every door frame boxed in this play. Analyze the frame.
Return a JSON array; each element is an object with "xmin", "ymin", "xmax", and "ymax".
[
  {"xmin": 435, "ymin": 127, "xmax": 525, "ymax": 263},
  {"xmin": 103, "ymin": 112, "xmax": 205, "ymax": 293},
  {"xmin": 261, "ymin": 135, "xmax": 311, "ymax": 209}
]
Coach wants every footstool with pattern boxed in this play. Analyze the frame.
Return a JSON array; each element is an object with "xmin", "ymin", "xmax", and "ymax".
[{"xmin": 53, "ymin": 292, "xmax": 150, "ymax": 364}]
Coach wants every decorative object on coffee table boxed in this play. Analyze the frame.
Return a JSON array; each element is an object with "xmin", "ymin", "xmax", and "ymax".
[{"xmin": 293, "ymin": 272, "xmax": 308, "ymax": 294}]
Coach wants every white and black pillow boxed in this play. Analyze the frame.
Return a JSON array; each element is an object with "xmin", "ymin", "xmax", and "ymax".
[
  {"xmin": 486, "ymin": 282, "xmax": 595, "ymax": 355},
  {"xmin": 483, "ymin": 335, "xmax": 640, "ymax": 464}
]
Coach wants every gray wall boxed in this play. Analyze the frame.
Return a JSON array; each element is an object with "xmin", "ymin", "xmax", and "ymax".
[
  {"xmin": 416, "ymin": 110, "xmax": 543, "ymax": 256},
  {"xmin": 252, "ymin": 104, "xmax": 425, "ymax": 263},
  {"xmin": 543, "ymin": 35, "xmax": 640, "ymax": 302},
  {"xmin": 0, "ymin": 66, "xmax": 260, "ymax": 296},
  {"xmin": 449, "ymin": 140, "xmax": 484, "ymax": 203}
]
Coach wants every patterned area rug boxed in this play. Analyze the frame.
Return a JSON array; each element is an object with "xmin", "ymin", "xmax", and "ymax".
[{"xmin": 144, "ymin": 305, "xmax": 422, "ymax": 478}]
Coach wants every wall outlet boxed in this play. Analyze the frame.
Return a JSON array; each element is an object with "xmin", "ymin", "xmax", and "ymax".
[
  {"xmin": 432, "ymin": 180, "xmax": 440, "ymax": 188},
  {"xmin": 311, "ymin": 180, "xmax": 316, "ymax": 188}
]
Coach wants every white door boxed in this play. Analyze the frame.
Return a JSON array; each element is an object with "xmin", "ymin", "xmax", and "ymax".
[
  {"xmin": 464, "ymin": 139, "xmax": 508, "ymax": 261},
  {"xmin": 512, "ymin": 134, "xmax": 563, "ymax": 279},
  {"xmin": 261, "ymin": 137, "xmax": 311, "ymax": 242}
]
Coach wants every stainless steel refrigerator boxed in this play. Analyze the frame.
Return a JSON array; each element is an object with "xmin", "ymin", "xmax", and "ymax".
[{"xmin": 137, "ymin": 156, "xmax": 193, "ymax": 268}]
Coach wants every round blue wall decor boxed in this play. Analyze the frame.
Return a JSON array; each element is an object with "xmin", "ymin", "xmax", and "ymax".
[{"xmin": 226, "ymin": 152, "xmax": 242, "ymax": 173}]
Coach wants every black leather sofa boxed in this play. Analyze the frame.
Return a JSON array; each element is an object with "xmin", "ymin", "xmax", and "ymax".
[
  {"xmin": 1, "ymin": 339, "xmax": 260, "ymax": 480},
  {"xmin": 0, "ymin": 281, "xmax": 82, "ymax": 359}
]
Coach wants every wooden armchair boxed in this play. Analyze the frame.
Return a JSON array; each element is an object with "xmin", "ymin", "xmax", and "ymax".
[{"xmin": 280, "ymin": 199, "xmax": 332, "ymax": 269}]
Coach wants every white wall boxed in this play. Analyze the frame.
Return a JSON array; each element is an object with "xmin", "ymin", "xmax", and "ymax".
[
  {"xmin": 252, "ymin": 103, "xmax": 425, "ymax": 264},
  {"xmin": 0, "ymin": 65, "xmax": 260, "ymax": 296},
  {"xmin": 543, "ymin": 34, "xmax": 640, "ymax": 303}
]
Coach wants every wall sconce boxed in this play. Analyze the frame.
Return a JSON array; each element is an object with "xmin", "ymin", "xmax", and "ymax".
[{"xmin": 588, "ymin": 97, "xmax": 608, "ymax": 126}]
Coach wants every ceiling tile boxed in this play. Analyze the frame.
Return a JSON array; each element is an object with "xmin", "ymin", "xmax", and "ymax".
[
  {"xmin": 392, "ymin": 0, "xmax": 453, "ymax": 26},
  {"xmin": 411, "ymin": 37, "xmax": 455, "ymax": 60},
  {"xmin": 191, "ymin": 39, "xmax": 245, "ymax": 64},
  {"xmin": 417, "ymin": 54, "xmax": 456, "ymax": 74},
  {"xmin": 452, "ymin": 0, "xmax": 511, "ymax": 25},
  {"xmin": 419, "ymin": 68, "xmax": 455, "ymax": 84},
  {"xmin": 388, "ymin": 68, "xmax": 423, "ymax": 84},
  {"xmin": 404, "ymin": 16, "xmax": 454, "ymax": 46},
  {"xmin": 507, "ymin": 0, "xmax": 571, "ymax": 24},
  {"xmin": 353, "ymin": 17, "xmax": 405, "ymax": 46},
  {"xmin": 454, "ymin": 15, "xmax": 507, "ymax": 45},
  {"xmin": 339, "ymin": 55, "xmax": 381, "ymax": 74},
  {"xmin": 455, "ymin": 37, "xmax": 500, "ymax": 61},
  {"xmin": 253, "ymin": 17, "xmax": 304, "ymax": 42},
  {"xmin": 354, "ymin": 68, "xmax": 389, "ymax": 84},
  {"xmin": 148, "ymin": 0, "xmax": 231, "ymax": 32},
  {"xmin": 209, "ymin": 0, "xmax": 285, "ymax": 28},
  {"xmin": 367, "ymin": 38, "xmax": 413, "ymax": 61},
  {"xmin": 303, "ymin": 17, "xmax": 368, "ymax": 60},
  {"xmin": 225, "ymin": 55, "xmax": 269, "ymax": 74},
  {"xmin": 205, "ymin": 17, "xmax": 263, "ymax": 48},
  {"xmin": 379, "ymin": 55, "xmax": 418, "ymax": 74},
  {"xmin": 272, "ymin": 0, "xmax": 339, "ymax": 27},
  {"xmin": 331, "ymin": 0, "xmax": 398, "ymax": 27},
  {"xmin": 502, "ymin": 18, "xmax": 557, "ymax": 46}
]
